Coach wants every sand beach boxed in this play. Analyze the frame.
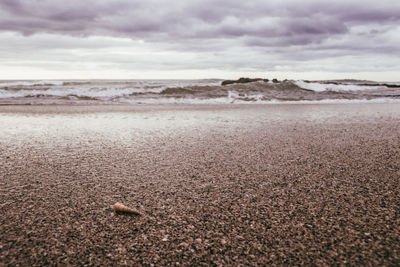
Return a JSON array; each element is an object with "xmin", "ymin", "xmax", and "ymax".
[{"xmin": 0, "ymin": 103, "xmax": 399, "ymax": 265}]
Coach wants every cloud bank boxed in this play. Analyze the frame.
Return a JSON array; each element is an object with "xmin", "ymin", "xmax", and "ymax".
[{"xmin": 0, "ymin": 0, "xmax": 399, "ymax": 80}]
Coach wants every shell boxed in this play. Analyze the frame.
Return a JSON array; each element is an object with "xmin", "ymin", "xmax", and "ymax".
[{"xmin": 114, "ymin": 202, "xmax": 142, "ymax": 216}]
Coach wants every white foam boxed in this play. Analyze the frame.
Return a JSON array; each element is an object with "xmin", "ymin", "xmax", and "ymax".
[
  {"xmin": 265, "ymin": 98, "xmax": 400, "ymax": 104},
  {"xmin": 120, "ymin": 97, "xmax": 231, "ymax": 104},
  {"xmin": 120, "ymin": 97, "xmax": 400, "ymax": 105},
  {"xmin": 126, "ymin": 87, "xmax": 165, "ymax": 94},
  {"xmin": 228, "ymin": 91, "xmax": 264, "ymax": 102},
  {"xmin": 295, "ymin": 80, "xmax": 382, "ymax": 92}
]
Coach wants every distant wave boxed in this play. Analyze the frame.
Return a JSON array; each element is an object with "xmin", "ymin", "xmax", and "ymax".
[{"xmin": 0, "ymin": 80, "xmax": 64, "ymax": 87}]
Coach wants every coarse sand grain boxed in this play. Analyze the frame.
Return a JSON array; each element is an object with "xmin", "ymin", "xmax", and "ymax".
[{"xmin": 0, "ymin": 103, "xmax": 399, "ymax": 265}]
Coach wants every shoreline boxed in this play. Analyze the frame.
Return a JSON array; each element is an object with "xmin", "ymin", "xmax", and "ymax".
[{"xmin": 1, "ymin": 97, "xmax": 400, "ymax": 107}]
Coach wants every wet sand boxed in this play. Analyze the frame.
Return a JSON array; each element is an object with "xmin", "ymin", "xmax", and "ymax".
[{"xmin": 0, "ymin": 103, "xmax": 399, "ymax": 265}]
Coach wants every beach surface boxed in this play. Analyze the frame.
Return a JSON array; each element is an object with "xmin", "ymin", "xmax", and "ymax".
[{"xmin": 0, "ymin": 103, "xmax": 399, "ymax": 265}]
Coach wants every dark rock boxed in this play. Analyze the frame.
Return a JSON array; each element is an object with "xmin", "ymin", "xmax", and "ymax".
[
  {"xmin": 221, "ymin": 81, "xmax": 232, "ymax": 86},
  {"xmin": 221, "ymin": 78, "xmax": 265, "ymax": 86},
  {"xmin": 221, "ymin": 80, "xmax": 235, "ymax": 86},
  {"xmin": 383, "ymin": 83, "xmax": 400, "ymax": 88},
  {"xmin": 272, "ymin": 79, "xmax": 279, "ymax": 83}
]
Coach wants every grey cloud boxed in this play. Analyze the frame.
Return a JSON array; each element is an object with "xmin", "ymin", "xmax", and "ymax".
[
  {"xmin": 0, "ymin": 0, "xmax": 399, "ymax": 78},
  {"xmin": 1, "ymin": 0, "xmax": 399, "ymax": 41}
]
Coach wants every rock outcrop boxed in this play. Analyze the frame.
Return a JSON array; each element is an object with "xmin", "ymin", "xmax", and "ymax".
[{"xmin": 221, "ymin": 78, "xmax": 269, "ymax": 86}]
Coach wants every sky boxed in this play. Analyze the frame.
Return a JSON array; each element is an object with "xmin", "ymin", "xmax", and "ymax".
[{"xmin": 0, "ymin": 0, "xmax": 399, "ymax": 81}]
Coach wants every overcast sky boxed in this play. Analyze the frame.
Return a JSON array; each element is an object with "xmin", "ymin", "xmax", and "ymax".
[{"xmin": 0, "ymin": 0, "xmax": 399, "ymax": 80}]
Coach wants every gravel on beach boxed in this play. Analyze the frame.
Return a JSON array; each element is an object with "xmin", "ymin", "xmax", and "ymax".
[{"xmin": 0, "ymin": 104, "xmax": 399, "ymax": 265}]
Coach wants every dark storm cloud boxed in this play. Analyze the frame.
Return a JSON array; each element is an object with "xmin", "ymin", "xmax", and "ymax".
[{"xmin": 1, "ymin": 0, "xmax": 399, "ymax": 42}]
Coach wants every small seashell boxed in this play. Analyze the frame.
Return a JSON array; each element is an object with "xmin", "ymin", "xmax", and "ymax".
[{"xmin": 114, "ymin": 203, "xmax": 143, "ymax": 216}]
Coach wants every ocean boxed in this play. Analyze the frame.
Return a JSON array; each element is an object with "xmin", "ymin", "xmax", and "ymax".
[{"xmin": 0, "ymin": 79, "xmax": 399, "ymax": 105}]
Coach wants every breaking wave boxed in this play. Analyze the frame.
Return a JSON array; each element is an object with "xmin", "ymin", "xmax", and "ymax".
[
  {"xmin": 294, "ymin": 80, "xmax": 386, "ymax": 92},
  {"xmin": 0, "ymin": 79, "xmax": 399, "ymax": 105},
  {"xmin": 0, "ymin": 87, "xmax": 165, "ymax": 99}
]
